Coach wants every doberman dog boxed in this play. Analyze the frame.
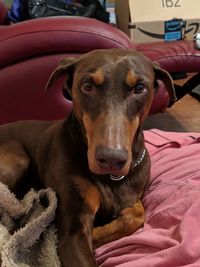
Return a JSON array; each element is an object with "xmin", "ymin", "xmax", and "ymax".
[{"xmin": 0, "ymin": 49, "xmax": 176, "ymax": 266}]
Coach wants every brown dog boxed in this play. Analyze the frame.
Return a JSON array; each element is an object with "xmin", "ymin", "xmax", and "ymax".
[{"xmin": 0, "ymin": 49, "xmax": 176, "ymax": 266}]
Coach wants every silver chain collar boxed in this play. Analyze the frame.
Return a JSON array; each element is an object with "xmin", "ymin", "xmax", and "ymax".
[{"xmin": 110, "ymin": 149, "xmax": 146, "ymax": 181}]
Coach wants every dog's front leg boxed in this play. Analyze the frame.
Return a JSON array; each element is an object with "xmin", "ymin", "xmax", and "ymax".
[
  {"xmin": 93, "ymin": 200, "xmax": 144, "ymax": 249},
  {"xmin": 57, "ymin": 212, "xmax": 97, "ymax": 267},
  {"xmin": 56, "ymin": 175, "xmax": 101, "ymax": 267}
]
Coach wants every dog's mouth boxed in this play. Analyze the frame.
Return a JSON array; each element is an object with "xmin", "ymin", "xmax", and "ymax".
[{"xmin": 91, "ymin": 165, "xmax": 130, "ymax": 177}]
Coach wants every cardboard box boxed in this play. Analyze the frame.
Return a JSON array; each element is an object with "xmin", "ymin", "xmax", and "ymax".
[{"xmin": 115, "ymin": 0, "xmax": 200, "ymax": 43}]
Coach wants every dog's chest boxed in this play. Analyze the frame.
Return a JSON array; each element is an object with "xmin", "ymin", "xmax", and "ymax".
[{"xmin": 95, "ymin": 180, "xmax": 138, "ymax": 225}]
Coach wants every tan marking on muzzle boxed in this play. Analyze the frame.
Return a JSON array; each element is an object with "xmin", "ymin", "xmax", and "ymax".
[
  {"xmin": 90, "ymin": 68, "xmax": 104, "ymax": 85},
  {"xmin": 126, "ymin": 70, "xmax": 138, "ymax": 87}
]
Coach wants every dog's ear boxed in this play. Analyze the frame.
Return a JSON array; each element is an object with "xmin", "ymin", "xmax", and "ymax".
[
  {"xmin": 154, "ymin": 64, "xmax": 177, "ymax": 106},
  {"xmin": 45, "ymin": 57, "xmax": 77, "ymax": 100}
]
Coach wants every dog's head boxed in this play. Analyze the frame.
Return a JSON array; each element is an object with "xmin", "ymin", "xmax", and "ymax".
[{"xmin": 46, "ymin": 49, "xmax": 176, "ymax": 177}]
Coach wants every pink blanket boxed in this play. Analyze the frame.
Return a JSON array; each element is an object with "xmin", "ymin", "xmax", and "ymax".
[{"xmin": 95, "ymin": 130, "xmax": 200, "ymax": 267}]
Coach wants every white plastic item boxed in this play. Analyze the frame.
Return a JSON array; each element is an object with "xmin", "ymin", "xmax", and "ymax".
[{"xmin": 196, "ymin": 33, "xmax": 200, "ymax": 49}]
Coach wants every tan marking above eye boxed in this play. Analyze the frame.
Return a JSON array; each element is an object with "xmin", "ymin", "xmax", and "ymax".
[
  {"xmin": 90, "ymin": 68, "xmax": 105, "ymax": 85},
  {"xmin": 126, "ymin": 70, "xmax": 139, "ymax": 87}
]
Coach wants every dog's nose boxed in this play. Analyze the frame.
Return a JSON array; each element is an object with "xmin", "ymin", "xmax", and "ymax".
[{"xmin": 95, "ymin": 146, "xmax": 128, "ymax": 171}]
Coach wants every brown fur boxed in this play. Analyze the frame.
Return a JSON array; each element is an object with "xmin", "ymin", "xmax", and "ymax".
[{"xmin": 0, "ymin": 49, "xmax": 176, "ymax": 266}]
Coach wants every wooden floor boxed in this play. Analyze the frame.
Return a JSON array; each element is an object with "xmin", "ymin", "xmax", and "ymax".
[{"xmin": 144, "ymin": 94, "xmax": 200, "ymax": 132}]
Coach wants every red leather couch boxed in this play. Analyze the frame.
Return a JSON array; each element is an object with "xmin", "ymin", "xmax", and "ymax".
[{"xmin": 0, "ymin": 1, "xmax": 200, "ymax": 124}]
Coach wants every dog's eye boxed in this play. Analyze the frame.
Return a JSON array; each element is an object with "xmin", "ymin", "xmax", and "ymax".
[
  {"xmin": 81, "ymin": 81, "xmax": 94, "ymax": 93},
  {"xmin": 134, "ymin": 82, "xmax": 146, "ymax": 94}
]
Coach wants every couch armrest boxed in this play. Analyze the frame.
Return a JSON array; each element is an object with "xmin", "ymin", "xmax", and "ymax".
[
  {"xmin": 137, "ymin": 40, "xmax": 200, "ymax": 73},
  {"xmin": 0, "ymin": 16, "xmax": 136, "ymax": 68}
]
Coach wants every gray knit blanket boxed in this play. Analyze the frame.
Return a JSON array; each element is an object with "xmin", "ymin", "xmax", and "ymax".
[{"xmin": 0, "ymin": 182, "xmax": 61, "ymax": 266}]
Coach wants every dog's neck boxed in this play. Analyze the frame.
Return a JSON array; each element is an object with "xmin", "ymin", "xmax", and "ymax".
[{"xmin": 132, "ymin": 126, "xmax": 146, "ymax": 164}]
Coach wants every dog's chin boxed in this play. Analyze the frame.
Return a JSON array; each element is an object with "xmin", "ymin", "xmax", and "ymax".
[{"xmin": 89, "ymin": 162, "xmax": 130, "ymax": 178}]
